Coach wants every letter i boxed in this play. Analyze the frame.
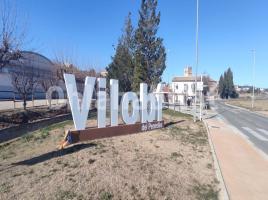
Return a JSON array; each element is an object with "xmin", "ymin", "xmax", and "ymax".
[
  {"xmin": 97, "ymin": 78, "xmax": 106, "ymax": 128},
  {"xmin": 110, "ymin": 79, "xmax": 118, "ymax": 126}
]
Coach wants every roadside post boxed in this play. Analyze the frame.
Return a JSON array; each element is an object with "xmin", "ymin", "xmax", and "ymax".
[
  {"xmin": 251, "ymin": 49, "xmax": 256, "ymax": 109},
  {"xmin": 199, "ymin": 74, "xmax": 203, "ymax": 121},
  {"xmin": 194, "ymin": 0, "xmax": 199, "ymax": 122}
]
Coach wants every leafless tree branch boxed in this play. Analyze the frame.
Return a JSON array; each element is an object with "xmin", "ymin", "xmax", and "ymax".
[
  {"xmin": 0, "ymin": 0, "xmax": 28, "ymax": 70},
  {"xmin": 10, "ymin": 65, "xmax": 40, "ymax": 110}
]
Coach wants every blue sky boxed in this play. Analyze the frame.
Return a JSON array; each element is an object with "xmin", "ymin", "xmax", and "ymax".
[{"xmin": 13, "ymin": 0, "xmax": 268, "ymax": 88}]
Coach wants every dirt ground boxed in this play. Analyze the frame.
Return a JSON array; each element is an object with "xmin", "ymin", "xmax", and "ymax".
[
  {"xmin": 0, "ymin": 110, "xmax": 219, "ymax": 200},
  {"xmin": 0, "ymin": 105, "xmax": 70, "ymax": 129}
]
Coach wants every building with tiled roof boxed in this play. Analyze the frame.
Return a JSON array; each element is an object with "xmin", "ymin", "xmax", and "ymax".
[{"xmin": 171, "ymin": 66, "xmax": 217, "ymax": 105}]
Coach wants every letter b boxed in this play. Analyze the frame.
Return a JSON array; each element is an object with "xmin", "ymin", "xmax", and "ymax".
[{"xmin": 140, "ymin": 83, "xmax": 157, "ymax": 123}]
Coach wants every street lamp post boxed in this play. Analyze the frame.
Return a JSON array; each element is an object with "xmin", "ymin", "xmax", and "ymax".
[
  {"xmin": 194, "ymin": 0, "xmax": 199, "ymax": 122},
  {"xmin": 199, "ymin": 74, "xmax": 203, "ymax": 121},
  {"xmin": 251, "ymin": 49, "xmax": 255, "ymax": 109}
]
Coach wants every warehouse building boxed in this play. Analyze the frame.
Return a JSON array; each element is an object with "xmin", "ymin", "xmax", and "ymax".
[{"xmin": 0, "ymin": 51, "xmax": 54, "ymax": 100}]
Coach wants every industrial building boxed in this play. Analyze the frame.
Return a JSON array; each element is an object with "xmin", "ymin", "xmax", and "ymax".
[{"xmin": 0, "ymin": 51, "xmax": 55, "ymax": 100}]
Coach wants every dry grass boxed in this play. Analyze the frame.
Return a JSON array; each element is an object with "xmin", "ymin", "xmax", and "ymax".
[
  {"xmin": 227, "ymin": 99, "xmax": 268, "ymax": 111},
  {"xmin": 0, "ymin": 111, "xmax": 218, "ymax": 200}
]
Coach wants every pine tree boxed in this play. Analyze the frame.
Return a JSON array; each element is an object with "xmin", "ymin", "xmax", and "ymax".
[
  {"xmin": 218, "ymin": 75, "xmax": 224, "ymax": 98},
  {"xmin": 106, "ymin": 13, "xmax": 135, "ymax": 92},
  {"xmin": 218, "ymin": 67, "xmax": 238, "ymax": 99},
  {"xmin": 226, "ymin": 68, "xmax": 238, "ymax": 98},
  {"xmin": 132, "ymin": 0, "xmax": 166, "ymax": 91},
  {"xmin": 223, "ymin": 71, "xmax": 228, "ymax": 98}
]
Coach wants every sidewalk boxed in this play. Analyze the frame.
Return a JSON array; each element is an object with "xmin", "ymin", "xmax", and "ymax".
[
  {"xmin": 170, "ymin": 104, "xmax": 207, "ymax": 117},
  {"xmin": 0, "ymin": 99, "xmax": 67, "ymax": 111},
  {"xmin": 205, "ymin": 116, "xmax": 268, "ymax": 200}
]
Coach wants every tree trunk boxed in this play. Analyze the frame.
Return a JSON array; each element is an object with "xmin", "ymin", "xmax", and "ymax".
[
  {"xmin": 23, "ymin": 96, "xmax": 27, "ymax": 110},
  {"xmin": 13, "ymin": 92, "xmax": 16, "ymax": 109},
  {"xmin": 32, "ymin": 93, "xmax": 34, "ymax": 107}
]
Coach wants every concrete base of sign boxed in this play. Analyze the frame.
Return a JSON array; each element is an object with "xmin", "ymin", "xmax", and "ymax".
[{"xmin": 58, "ymin": 121, "xmax": 164, "ymax": 149}]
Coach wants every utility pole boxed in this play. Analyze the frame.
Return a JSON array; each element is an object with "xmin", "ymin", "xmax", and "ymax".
[
  {"xmin": 251, "ymin": 49, "xmax": 255, "ymax": 109},
  {"xmin": 199, "ymin": 74, "xmax": 203, "ymax": 121},
  {"xmin": 194, "ymin": 0, "xmax": 199, "ymax": 122}
]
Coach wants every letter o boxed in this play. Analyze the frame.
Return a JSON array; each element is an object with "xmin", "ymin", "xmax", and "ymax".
[
  {"xmin": 46, "ymin": 86, "xmax": 65, "ymax": 108},
  {"xmin": 121, "ymin": 92, "xmax": 139, "ymax": 124}
]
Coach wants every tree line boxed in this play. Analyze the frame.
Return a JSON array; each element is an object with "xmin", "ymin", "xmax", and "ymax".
[
  {"xmin": 218, "ymin": 68, "xmax": 238, "ymax": 99},
  {"xmin": 106, "ymin": 0, "xmax": 166, "ymax": 92}
]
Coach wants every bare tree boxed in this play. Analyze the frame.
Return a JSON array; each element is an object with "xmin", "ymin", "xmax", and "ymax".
[
  {"xmin": 54, "ymin": 63, "xmax": 77, "ymax": 83},
  {"xmin": 39, "ymin": 69, "xmax": 57, "ymax": 91},
  {"xmin": 53, "ymin": 52, "xmax": 101, "ymax": 82},
  {"xmin": 39, "ymin": 70, "xmax": 58, "ymax": 106},
  {"xmin": 0, "ymin": 0, "xmax": 26, "ymax": 70},
  {"xmin": 10, "ymin": 66, "xmax": 39, "ymax": 110},
  {"xmin": 53, "ymin": 53, "xmax": 101, "ymax": 103}
]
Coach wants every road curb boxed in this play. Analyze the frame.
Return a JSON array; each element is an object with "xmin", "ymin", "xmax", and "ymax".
[{"xmin": 203, "ymin": 120, "xmax": 230, "ymax": 200}]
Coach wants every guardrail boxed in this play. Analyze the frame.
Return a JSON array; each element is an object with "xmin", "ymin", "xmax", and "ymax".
[
  {"xmin": 0, "ymin": 90, "xmax": 46, "ymax": 101},
  {"xmin": 0, "ymin": 100, "xmax": 68, "ymax": 112}
]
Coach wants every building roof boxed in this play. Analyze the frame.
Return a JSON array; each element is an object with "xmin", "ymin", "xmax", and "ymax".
[
  {"xmin": 172, "ymin": 76, "xmax": 201, "ymax": 82},
  {"xmin": 21, "ymin": 51, "xmax": 54, "ymax": 65},
  {"xmin": 100, "ymin": 70, "xmax": 108, "ymax": 77},
  {"xmin": 172, "ymin": 76, "xmax": 217, "ymax": 83},
  {"xmin": 10, "ymin": 51, "xmax": 54, "ymax": 72}
]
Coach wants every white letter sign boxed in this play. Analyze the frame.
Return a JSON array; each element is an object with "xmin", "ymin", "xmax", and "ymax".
[
  {"xmin": 140, "ymin": 83, "xmax": 157, "ymax": 123},
  {"xmin": 121, "ymin": 92, "xmax": 139, "ymax": 124},
  {"xmin": 64, "ymin": 74, "xmax": 95, "ymax": 130},
  {"xmin": 110, "ymin": 79, "xmax": 118, "ymax": 126},
  {"xmin": 64, "ymin": 74, "xmax": 164, "ymax": 131},
  {"xmin": 59, "ymin": 75, "xmax": 165, "ymax": 149},
  {"xmin": 97, "ymin": 78, "xmax": 106, "ymax": 128}
]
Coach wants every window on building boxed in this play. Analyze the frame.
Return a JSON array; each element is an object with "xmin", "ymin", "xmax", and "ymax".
[
  {"xmin": 184, "ymin": 84, "xmax": 188, "ymax": 93},
  {"xmin": 191, "ymin": 83, "xmax": 195, "ymax": 92}
]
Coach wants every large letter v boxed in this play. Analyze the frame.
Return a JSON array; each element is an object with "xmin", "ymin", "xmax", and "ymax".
[{"xmin": 64, "ymin": 74, "xmax": 95, "ymax": 130}]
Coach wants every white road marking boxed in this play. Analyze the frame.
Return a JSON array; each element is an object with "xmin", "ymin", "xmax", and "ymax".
[
  {"xmin": 242, "ymin": 127, "xmax": 268, "ymax": 141},
  {"xmin": 257, "ymin": 128, "xmax": 268, "ymax": 137},
  {"xmin": 230, "ymin": 109, "xmax": 239, "ymax": 114}
]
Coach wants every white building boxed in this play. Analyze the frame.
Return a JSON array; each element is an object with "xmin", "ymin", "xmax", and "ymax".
[{"xmin": 171, "ymin": 66, "xmax": 204, "ymax": 105}]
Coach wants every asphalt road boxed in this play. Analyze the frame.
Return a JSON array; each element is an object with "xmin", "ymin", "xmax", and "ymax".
[{"xmin": 212, "ymin": 100, "xmax": 268, "ymax": 155}]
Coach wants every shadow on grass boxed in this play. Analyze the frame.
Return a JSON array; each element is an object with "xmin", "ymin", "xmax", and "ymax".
[
  {"xmin": 164, "ymin": 120, "xmax": 185, "ymax": 127},
  {"xmin": 12, "ymin": 143, "xmax": 97, "ymax": 166}
]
